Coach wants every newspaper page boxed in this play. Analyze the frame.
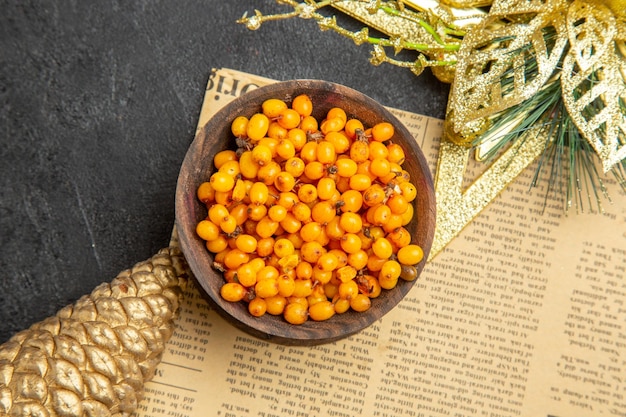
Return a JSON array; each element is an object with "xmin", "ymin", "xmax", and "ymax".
[{"xmin": 133, "ymin": 68, "xmax": 626, "ymax": 417}]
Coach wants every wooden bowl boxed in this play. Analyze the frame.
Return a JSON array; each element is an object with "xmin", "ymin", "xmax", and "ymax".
[{"xmin": 175, "ymin": 80, "xmax": 436, "ymax": 345}]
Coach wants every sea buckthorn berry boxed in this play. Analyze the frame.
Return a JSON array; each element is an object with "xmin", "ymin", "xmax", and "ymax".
[
  {"xmin": 277, "ymin": 192, "xmax": 299, "ymax": 210},
  {"xmin": 339, "ymin": 189, "xmax": 363, "ymax": 213},
  {"xmin": 338, "ymin": 280, "xmax": 359, "ymax": 300},
  {"xmin": 206, "ymin": 235, "xmax": 228, "ymax": 253},
  {"xmin": 300, "ymin": 241, "xmax": 326, "ymax": 263},
  {"xmin": 316, "ymin": 252, "xmax": 339, "ymax": 272},
  {"xmin": 325, "ymin": 216, "xmax": 344, "ymax": 240},
  {"xmin": 258, "ymin": 137, "xmax": 279, "ymax": 157},
  {"xmin": 347, "ymin": 249, "xmax": 368, "ymax": 271},
  {"xmin": 387, "ymin": 143, "xmax": 406, "ymax": 164},
  {"xmin": 368, "ymin": 141, "xmax": 389, "ymax": 161},
  {"xmin": 214, "ymin": 149, "xmax": 238, "ymax": 169},
  {"xmin": 299, "ymin": 115, "xmax": 318, "ymax": 133},
  {"xmin": 340, "ymin": 233, "xmax": 362, "ymax": 254},
  {"xmin": 334, "ymin": 158, "xmax": 358, "ymax": 177},
  {"xmin": 284, "ymin": 130, "xmax": 305, "ymax": 153},
  {"xmin": 378, "ymin": 274, "xmax": 398, "ymax": 290},
  {"xmin": 196, "ymin": 220, "xmax": 220, "ymax": 242},
  {"xmin": 316, "ymin": 141, "xmax": 337, "ymax": 164},
  {"xmin": 247, "ymin": 203, "xmax": 267, "ymax": 222},
  {"xmin": 247, "ymin": 113, "xmax": 270, "ymax": 141},
  {"xmin": 312, "ymin": 268, "xmax": 333, "ymax": 285},
  {"xmin": 224, "ymin": 249, "xmax": 250, "ymax": 270},
  {"xmin": 327, "ymin": 107, "xmax": 347, "ymax": 122},
  {"xmin": 273, "ymin": 238, "xmax": 295, "ymax": 258},
  {"xmin": 371, "ymin": 204, "xmax": 392, "ymax": 226},
  {"xmin": 252, "ymin": 144, "xmax": 272, "ymax": 166},
  {"xmin": 349, "ymin": 174, "xmax": 372, "ymax": 191},
  {"xmin": 267, "ymin": 121, "xmax": 288, "ymax": 140},
  {"xmin": 400, "ymin": 182, "xmax": 417, "ymax": 202},
  {"xmin": 210, "ymin": 171, "xmax": 235, "ymax": 193},
  {"xmin": 276, "ymin": 139, "xmax": 296, "ymax": 160},
  {"xmin": 387, "ymin": 193, "xmax": 409, "ymax": 214},
  {"xmin": 380, "ymin": 260, "xmax": 402, "ymax": 282},
  {"xmin": 257, "ymin": 161, "xmax": 281, "ymax": 185},
  {"xmin": 292, "ymin": 279, "xmax": 314, "ymax": 298},
  {"xmin": 197, "ymin": 181, "xmax": 215, "ymax": 204},
  {"xmin": 400, "ymin": 264, "xmax": 419, "ymax": 282},
  {"xmin": 382, "ymin": 214, "xmax": 404, "ymax": 234},
  {"xmin": 274, "ymin": 171, "xmax": 296, "ymax": 193},
  {"xmin": 236, "ymin": 263, "xmax": 258, "ymax": 287},
  {"xmin": 320, "ymin": 117, "xmax": 345, "ymax": 135},
  {"xmin": 292, "ymin": 202, "xmax": 312, "ymax": 223},
  {"xmin": 277, "ymin": 274, "xmax": 296, "ymax": 297},
  {"xmin": 371, "ymin": 121, "xmax": 394, "ymax": 142},
  {"xmin": 372, "ymin": 237, "xmax": 393, "ymax": 259},
  {"xmin": 208, "ymin": 204, "xmax": 229, "ymax": 225},
  {"xmin": 238, "ymin": 151, "xmax": 259, "ymax": 179},
  {"xmin": 265, "ymin": 295, "xmax": 287, "ymax": 315},
  {"xmin": 366, "ymin": 254, "xmax": 386, "ymax": 272},
  {"xmin": 248, "ymin": 297, "xmax": 267, "ymax": 317},
  {"xmin": 350, "ymin": 294, "xmax": 372, "ymax": 312},
  {"xmin": 255, "ymin": 278, "xmax": 280, "ymax": 299},
  {"xmin": 339, "ymin": 212, "xmax": 362, "ymax": 234},
  {"xmin": 214, "ymin": 190, "xmax": 233, "ymax": 206},
  {"xmin": 255, "ymin": 237, "xmax": 275, "ymax": 257},
  {"xmin": 283, "ymin": 302, "xmax": 308, "ymax": 325},
  {"xmin": 317, "ymin": 177, "xmax": 337, "ymax": 201},
  {"xmin": 256, "ymin": 217, "xmax": 279, "ymax": 239},
  {"xmin": 278, "ymin": 108, "xmax": 302, "ymax": 130},
  {"xmin": 292, "ymin": 94, "xmax": 313, "ymax": 117},
  {"xmin": 284, "ymin": 156, "xmax": 305, "ymax": 178},
  {"xmin": 397, "ymin": 244, "xmax": 424, "ymax": 265},
  {"xmin": 362, "ymin": 184, "xmax": 386, "ymax": 207},
  {"xmin": 279, "ymin": 213, "xmax": 302, "ymax": 234},
  {"xmin": 311, "ymin": 201, "xmax": 336, "ymax": 224},
  {"xmin": 344, "ymin": 118, "xmax": 364, "ymax": 139},
  {"xmin": 325, "ymin": 131, "xmax": 350, "ymax": 154},
  {"xmin": 231, "ymin": 116, "xmax": 249, "ymax": 138},
  {"xmin": 349, "ymin": 140, "xmax": 369, "ymax": 162},
  {"xmin": 304, "ymin": 161, "xmax": 325, "ymax": 181},
  {"xmin": 309, "ymin": 300, "xmax": 336, "ymax": 321},
  {"xmin": 363, "ymin": 275, "xmax": 382, "ymax": 298},
  {"xmin": 268, "ymin": 204, "xmax": 288, "ymax": 222},
  {"xmin": 297, "ymin": 183, "xmax": 318, "ymax": 203},
  {"xmin": 235, "ymin": 234, "xmax": 258, "ymax": 254},
  {"xmin": 300, "ymin": 221, "xmax": 323, "ymax": 243},
  {"xmin": 249, "ymin": 182, "xmax": 269, "ymax": 205},
  {"xmin": 299, "ymin": 141, "xmax": 318, "ymax": 163},
  {"xmin": 262, "ymin": 98, "xmax": 288, "ymax": 118},
  {"xmin": 218, "ymin": 161, "xmax": 237, "ymax": 179},
  {"xmin": 334, "ymin": 298, "xmax": 351, "ymax": 314},
  {"xmin": 220, "ymin": 282, "xmax": 247, "ymax": 302},
  {"xmin": 370, "ymin": 157, "xmax": 392, "ymax": 178},
  {"xmin": 256, "ymin": 265, "xmax": 279, "ymax": 282},
  {"xmin": 295, "ymin": 261, "xmax": 313, "ymax": 280}
]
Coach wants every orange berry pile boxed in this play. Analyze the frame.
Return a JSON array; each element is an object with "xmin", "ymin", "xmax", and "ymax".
[{"xmin": 196, "ymin": 94, "xmax": 424, "ymax": 325}]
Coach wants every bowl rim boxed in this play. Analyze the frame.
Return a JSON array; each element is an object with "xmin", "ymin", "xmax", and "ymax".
[{"xmin": 175, "ymin": 79, "xmax": 436, "ymax": 345}]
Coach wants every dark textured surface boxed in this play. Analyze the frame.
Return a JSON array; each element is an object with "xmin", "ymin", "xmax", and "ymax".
[{"xmin": 0, "ymin": 1, "xmax": 449, "ymax": 343}]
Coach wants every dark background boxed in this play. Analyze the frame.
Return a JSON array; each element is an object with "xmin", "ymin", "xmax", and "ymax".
[{"xmin": 0, "ymin": 1, "xmax": 449, "ymax": 343}]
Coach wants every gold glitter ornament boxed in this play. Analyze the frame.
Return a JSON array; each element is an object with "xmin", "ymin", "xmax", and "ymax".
[
  {"xmin": 561, "ymin": 0, "xmax": 626, "ymax": 172},
  {"xmin": 0, "ymin": 245, "xmax": 188, "ymax": 417},
  {"xmin": 445, "ymin": 0, "xmax": 626, "ymax": 171}
]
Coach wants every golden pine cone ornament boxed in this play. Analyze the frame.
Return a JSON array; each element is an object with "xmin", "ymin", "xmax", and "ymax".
[{"xmin": 0, "ymin": 245, "xmax": 188, "ymax": 417}]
